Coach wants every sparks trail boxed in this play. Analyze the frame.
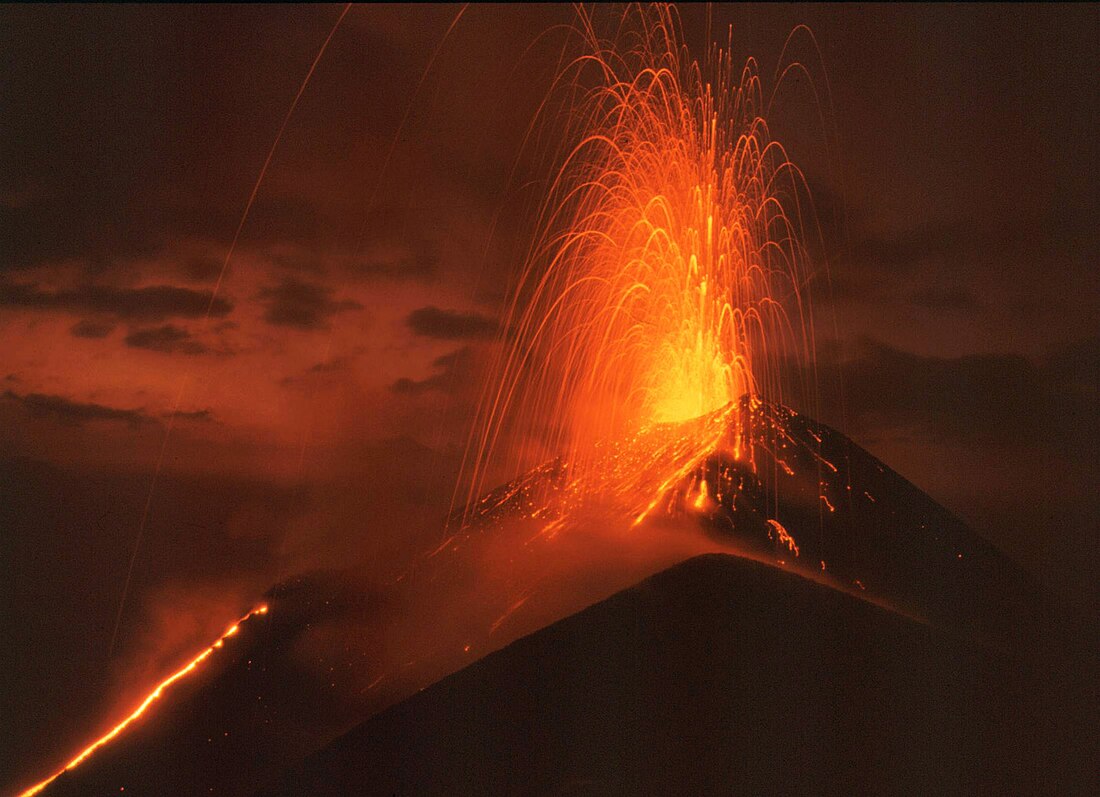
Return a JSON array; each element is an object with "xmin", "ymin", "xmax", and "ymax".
[
  {"xmin": 109, "ymin": 3, "xmax": 352, "ymax": 656},
  {"xmin": 458, "ymin": 4, "xmax": 820, "ymax": 535},
  {"xmin": 16, "ymin": 606, "xmax": 269, "ymax": 797}
]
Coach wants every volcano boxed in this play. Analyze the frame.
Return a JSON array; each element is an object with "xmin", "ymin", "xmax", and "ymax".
[
  {"xmin": 267, "ymin": 554, "xmax": 1068, "ymax": 796},
  {"xmin": 443, "ymin": 397, "xmax": 1042, "ymax": 645},
  {"xmin": 22, "ymin": 404, "xmax": 1093, "ymax": 796}
]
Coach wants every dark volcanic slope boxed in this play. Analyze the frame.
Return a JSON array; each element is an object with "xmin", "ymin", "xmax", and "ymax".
[
  {"xmin": 30, "ymin": 578, "xmax": 381, "ymax": 797},
  {"xmin": 266, "ymin": 553, "xmax": 1075, "ymax": 797},
  {"xmin": 25, "ymin": 404, "xmax": 1092, "ymax": 796},
  {"xmin": 453, "ymin": 398, "xmax": 1043, "ymax": 645}
]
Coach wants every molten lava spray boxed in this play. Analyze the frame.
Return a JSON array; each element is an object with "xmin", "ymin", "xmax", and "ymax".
[
  {"xmin": 17, "ymin": 7, "xmax": 828, "ymax": 793},
  {"xmin": 16, "ymin": 605, "xmax": 269, "ymax": 797},
  {"xmin": 462, "ymin": 4, "xmax": 819, "ymax": 526}
]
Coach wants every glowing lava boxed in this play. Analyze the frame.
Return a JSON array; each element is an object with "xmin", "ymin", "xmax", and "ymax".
[
  {"xmin": 460, "ymin": 4, "xmax": 818, "ymax": 531},
  {"xmin": 16, "ymin": 605, "xmax": 269, "ymax": 797}
]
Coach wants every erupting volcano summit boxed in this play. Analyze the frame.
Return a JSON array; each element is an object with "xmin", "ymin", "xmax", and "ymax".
[
  {"xmin": 8, "ymin": 4, "xmax": 1095, "ymax": 796},
  {"xmin": 460, "ymin": 4, "xmax": 820, "ymax": 522}
]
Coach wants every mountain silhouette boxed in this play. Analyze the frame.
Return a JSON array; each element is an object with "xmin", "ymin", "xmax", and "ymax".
[{"xmin": 27, "ymin": 402, "xmax": 1092, "ymax": 796}]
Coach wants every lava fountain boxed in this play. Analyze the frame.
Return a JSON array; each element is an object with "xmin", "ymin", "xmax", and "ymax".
[{"xmin": 460, "ymin": 4, "xmax": 821, "ymax": 529}]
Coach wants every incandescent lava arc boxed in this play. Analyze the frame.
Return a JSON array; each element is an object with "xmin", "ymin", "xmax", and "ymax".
[
  {"xmin": 460, "ymin": 4, "xmax": 821, "ymax": 530},
  {"xmin": 15, "ymin": 605, "xmax": 269, "ymax": 797}
]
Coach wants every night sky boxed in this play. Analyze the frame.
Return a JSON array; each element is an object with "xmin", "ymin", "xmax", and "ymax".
[{"xmin": 2, "ymin": 4, "xmax": 1097, "ymax": 791}]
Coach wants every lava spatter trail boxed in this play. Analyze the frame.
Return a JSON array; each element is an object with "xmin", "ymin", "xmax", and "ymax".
[
  {"xmin": 459, "ymin": 3, "xmax": 822, "ymax": 530},
  {"xmin": 16, "ymin": 605, "xmax": 269, "ymax": 797},
  {"xmin": 451, "ymin": 394, "xmax": 1040, "ymax": 644}
]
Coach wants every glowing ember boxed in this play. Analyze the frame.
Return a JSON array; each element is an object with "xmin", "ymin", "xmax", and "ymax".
[
  {"xmin": 693, "ymin": 478, "xmax": 710, "ymax": 510},
  {"xmin": 766, "ymin": 519, "xmax": 800, "ymax": 557},
  {"xmin": 17, "ymin": 605, "xmax": 269, "ymax": 797}
]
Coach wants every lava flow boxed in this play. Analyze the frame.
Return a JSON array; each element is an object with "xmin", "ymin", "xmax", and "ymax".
[
  {"xmin": 16, "ymin": 605, "xmax": 269, "ymax": 797},
  {"xmin": 459, "ymin": 3, "xmax": 820, "ymax": 533}
]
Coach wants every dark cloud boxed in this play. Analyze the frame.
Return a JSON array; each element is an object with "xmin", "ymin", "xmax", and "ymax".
[
  {"xmin": 406, "ymin": 306, "xmax": 498, "ymax": 340},
  {"xmin": 69, "ymin": 319, "xmax": 115, "ymax": 339},
  {"xmin": 0, "ymin": 281, "xmax": 232, "ymax": 320},
  {"xmin": 257, "ymin": 278, "xmax": 361, "ymax": 330},
  {"xmin": 124, "ymin": 325, "xmax": 207, "ymax": 355},
  {"xmin": 391, "ymin": 347, "xmax": 473, "ymax": 396},
  {"xmin": 2, "ymin": 390, "xmax": 150, "ymax": 427}
]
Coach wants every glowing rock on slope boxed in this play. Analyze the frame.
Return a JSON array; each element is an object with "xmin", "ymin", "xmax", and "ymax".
[{"xmin": 17, "ymin": 606, "xmax": 269, "ymax": 797}]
